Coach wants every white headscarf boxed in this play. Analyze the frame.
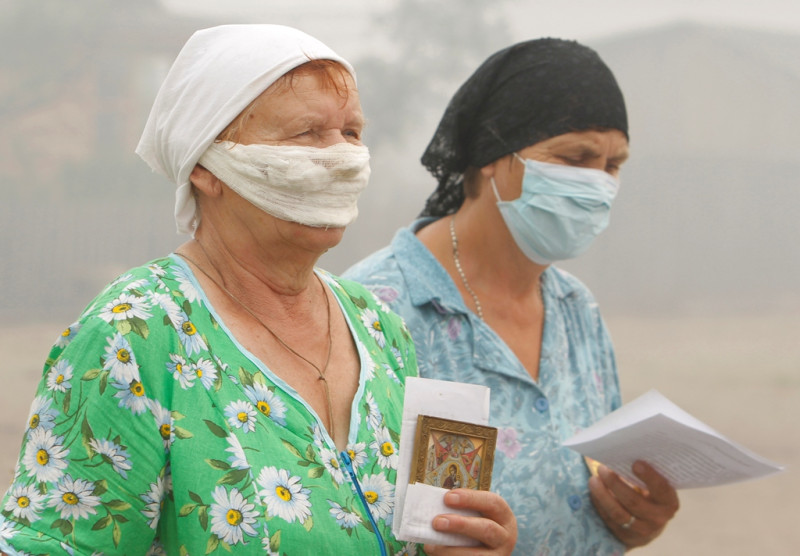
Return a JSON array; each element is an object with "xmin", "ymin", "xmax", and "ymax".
[{"xmin": 135, "ymin": 24, "xmax": 356, "ymax": 234}]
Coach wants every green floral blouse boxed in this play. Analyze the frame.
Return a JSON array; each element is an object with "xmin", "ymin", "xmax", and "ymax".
[{"xmin": 0, "ymin": 256, "xmax": 421, "ymax": 556}]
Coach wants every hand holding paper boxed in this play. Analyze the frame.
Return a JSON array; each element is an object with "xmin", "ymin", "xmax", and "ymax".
[
  {"xmin": 393, "ymin": 377, "xmax": 517, "ymax": 554},
  {"xmin": 563, "ymin": 390, "xmax": 784, "ymax": 489}
]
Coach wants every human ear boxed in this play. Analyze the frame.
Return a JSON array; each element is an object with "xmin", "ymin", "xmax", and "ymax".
[{"xmin": 189, "ymin": 165, "xmax": 223, "ymax": 196}]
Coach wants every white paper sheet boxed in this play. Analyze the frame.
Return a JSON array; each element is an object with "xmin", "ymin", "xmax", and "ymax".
[
  {"xmin": 562, "ymin": 389, "xmax": 784, "ymax": 489},
  {"xmin": 393, "ymin": 377, "xmax": 491, "ymax": 546}
]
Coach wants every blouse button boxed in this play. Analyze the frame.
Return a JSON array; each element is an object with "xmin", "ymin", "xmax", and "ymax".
[
  {"xmin": 568, "ymin": 494, "xmax": 582, "ymax": 511},
  {"xmin": 534, "ymin": 397, "xmax": 549, "ymax": 413}
]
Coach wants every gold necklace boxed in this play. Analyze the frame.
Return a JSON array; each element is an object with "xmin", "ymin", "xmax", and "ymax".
[
  {"xmin": 450, "ymin": 215, "xmax": 484, "ymax": 320},
  {"xmin": 175, "ymin": 247, "xmax": 336, "ymax": 434}
]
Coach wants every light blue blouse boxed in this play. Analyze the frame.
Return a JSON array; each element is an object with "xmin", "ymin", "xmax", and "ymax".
[{"xmin": 345, "ymin": 219, "xmax": 625, "ymax": 556}]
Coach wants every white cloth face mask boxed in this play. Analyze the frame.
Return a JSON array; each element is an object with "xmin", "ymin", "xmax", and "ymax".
[{"xmin": 198, "ymin": 141, "xmax": 371, "ymax": 228}]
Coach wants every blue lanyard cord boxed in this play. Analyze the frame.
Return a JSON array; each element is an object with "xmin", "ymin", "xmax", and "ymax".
[{"xmin": 340, "ymin": 450, "xmax": 388, "ymax": 556}]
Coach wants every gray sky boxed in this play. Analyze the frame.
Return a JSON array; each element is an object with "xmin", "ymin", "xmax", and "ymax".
[{"xmin": 162, "ymin": 0, "xmax": 800, "ymax": 42}]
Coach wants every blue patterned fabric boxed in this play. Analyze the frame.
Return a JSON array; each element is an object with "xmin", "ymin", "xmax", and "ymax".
[{"xmin": 345, "ymin": 219, "xmax": 626, "ymax": 555}]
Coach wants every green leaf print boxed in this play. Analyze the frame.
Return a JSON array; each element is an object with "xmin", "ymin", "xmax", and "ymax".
[
  {"xmin": 91, "ymin": 515, "xmax": 112, "ymax": 530},
  {"xmin": 206, "ymin": 459, "xmax": 231, "ymax": 471},
  {"xmin": 204, "ymin": 419, "xmax": 228, "ymax": 438},
  {"xmin": 179, "ymin": 503, "xmax": 198, "ymax": 517},
  {"xmin": 129, "ymin": 316, "xmax": 150, "ymax": 339}
]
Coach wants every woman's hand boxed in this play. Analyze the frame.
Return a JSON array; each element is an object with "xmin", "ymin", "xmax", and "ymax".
[
  {"xmin": 589, "ymin": 460, "xmax": 679, "ymax": 549},
  {"xmin": 424, "ymin": 489, "xmax": 517, "ymax": 555}
]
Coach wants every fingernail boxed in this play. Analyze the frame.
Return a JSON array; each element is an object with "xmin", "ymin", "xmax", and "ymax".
[
  {"xmin": 445, "ymin": 491, "xmax": 460, "ymax": 505},
  {"xmin": 433, "ymin": 516, "xmax": 450, "ymax": 530}
]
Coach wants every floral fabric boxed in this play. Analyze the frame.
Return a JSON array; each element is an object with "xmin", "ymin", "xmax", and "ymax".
[
  {"xmin": 1, "ymin": 255, "xmax": 420, "ymax": 556},
  {"xmin": 345, "ymin": 219, "xmax": 626, "ymax": 556}
]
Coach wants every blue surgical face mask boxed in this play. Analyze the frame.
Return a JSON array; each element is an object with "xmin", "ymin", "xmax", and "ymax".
[{"xmin": 492, "ymin": 155, "xmax": 620, "ymax": 265}]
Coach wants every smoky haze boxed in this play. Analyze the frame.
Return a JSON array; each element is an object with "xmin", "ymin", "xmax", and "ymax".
[
  {"xmin": 1, "ymin": 4, "xmax": 798, "ymax": 323},
  {"xmin": 0, "ymin": 3, "xmax": 798, "ymax": 554}
]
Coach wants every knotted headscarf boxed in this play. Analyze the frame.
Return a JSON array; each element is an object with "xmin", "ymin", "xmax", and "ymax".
[
  {"xmin": 420, "ymin": 38, "xmax": 628, "ymax": 217},
  {"xmin": 136, "ymin": 24, "xmax": 355, "ymax": 234}
]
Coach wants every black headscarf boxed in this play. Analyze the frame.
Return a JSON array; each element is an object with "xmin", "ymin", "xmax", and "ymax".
[{"xmin": 420, "ymin": 38, "xmax": 628, "ymax": 217}]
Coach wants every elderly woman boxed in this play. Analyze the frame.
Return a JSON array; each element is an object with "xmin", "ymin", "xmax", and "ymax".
[
  {"xmin": 346, "ymin": 39, "xmax": 680, "ymax": 554},
  {"xmin": 0, "ymin": 25, "xmax": 516, "ymax": 555}
]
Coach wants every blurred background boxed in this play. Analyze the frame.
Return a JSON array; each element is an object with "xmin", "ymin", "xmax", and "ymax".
[{"xmin": 1, "ymin": 0, "xmax": 798, "ymax": 553}]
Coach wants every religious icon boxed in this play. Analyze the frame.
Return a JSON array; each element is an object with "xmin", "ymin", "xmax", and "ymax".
[{"xmin": 410, "ymin": 415, "xmax": 497, "ymax": 491}]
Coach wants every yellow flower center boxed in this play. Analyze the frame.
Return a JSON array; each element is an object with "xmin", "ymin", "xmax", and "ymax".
[
  {"xmin": 182, "ymin": 321, "xmax": 197, "ymax": 335},
  {"xmin": 196, "ymin": 368, "xmax": 203, "ymax": 377},
  {"xmin": 56, "ymin": 374, "xmax": 65, "ymax": 384},
  {"xmin": 276, "ymin": 486, "xmax": 292, "ymax": 502},
  {"xmin": 237, "ymin": 411, "xmax": 249, "ymax": 423},
  {"xmin": 347, "ymin": 449, "xmax": 356, "ymax": 461},
  {"xmin": 116, "ymin": 348, "xmax": 130, "ymax": 363},
  {"xmin": 17, "ymin": 496, "xmax": 30, "ymax": 508},
  {"xmin": 112, "ymin": 303, "xmax": 132, "ymax": 314},
  {"xmin": 131, "ymin": 381, "xmax": 145, "ymax": 397},
  {"xmin": 226, "ymin": 508, "xmax": 243, "ymax": 526},
  {"xmin": 159, "ymin": 424, "xmax": 171, "ymax": 439},
  {"xmin": 36, "ymin": 449, "xmax": 49, "ymax": 466},
  {"xmin": 175, "ymin": 363, "xmax": 182, "ymax": 373},
  {"xmin": 61, "ymin": 328, "xmax": 71, "ymax": 338},
  {"xmin": 380, "ymin": 441, "xmax": 394, "ymax": 457},
  {"xmin": 29, "ymin": 414, "xmax": 40, "ymax": 429},
  {"xmin": 372, "ymin": 320, "xmax": 382, "ymax": 332},
  {"xmin": 364, "ymin": 490, "xmax": 378, "ymax": 504},
  {"xmin": 330, "ymin": 458, "xmax": 339, "ymax": 469},
  {"xmin": 62, "ymin": 492, "xmax": 78, "ymax": 505},
  {"xmin": 256, "ymin": 401, "xmax": 270, "ymax": 416}
]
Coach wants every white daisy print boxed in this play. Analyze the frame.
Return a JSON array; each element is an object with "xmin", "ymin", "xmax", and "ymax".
[
  {"xmin": 328, "ymin": 500, "xmax": 361, "ymax": 529},
  {"xmin": 113, "ymin": 377, "xmax": 149, "ymax": 415},
  {"xmin": 4, "ymin": 483, "xmax": 45, "ymax": 522},
  {"xmin": 361, "ymin": 308, "xmax": 386, "ymax": 348},
  {"xmin": 363, "ymin": 356, "xmax": 377, "ymax": 381},
  {"xmin": 173, "ymin": 265, "xmax": 201, "ymax": 303},
  {"xmin": 371, "ymin": 426, "xmax": 398, "ymax": 470},
  {"xmin": 123, "ymin": 278, "xmax": 150, "ymax": 292},
  {"xmin": 99, "ymin": 292, "xmax": 152, "ymax": 323},
  {"xmin": 54, "ymin": 323, "xmax": 81, "ymax": 348},
  {"xmin": 48, "ymin": 475, "xmax": 101, "ymax": 521},
  {"xmin": 150, "ymin": 400, "xmax": 175, "ymax": 451},
  {"xmin": 383, "ymin": 363, "xmax": 401, "ymax": 385},
  {"xmin": 224, "ymin": 400, "xmax": 257, "ymax": 433},
  {"xmin": 244, "ymin": 383, "xmax": 287, "ymax": 426},
  {"xmin": 257, "ymin": 466, "xmax": 312, "ymax": 524},
  {"xmin": 260, "ymin": 524, "xmax": 280, "ymax": 556},
  {"xmin": 365, "ymin": 391, "xmax": 383, "ymax": 431},
  {"xmin": 359, "ymin": 473, "xmax": 394, "ymax": 522},
  {"xmin": 319, "ymin": 447, "xmax": 345, "ymax": 484},
  {"xmin": 193, "ymin": 358, "xmax": 218, "ymax": 390},
  {"xmin": 26, "ymin": 396, "xmax": 58, "ymax": 435},
  {"xmin": 176, "ymin": 315, "xmax": 207, "ymax": 356},
  {"xmin": 345, "ymin": 442, "xmax": 368, "ymax": 472},
  {"xmin": 390, "ymin": 345, "xmax": 405, "ymax": 370},
  {"xmin": 209, "ymin": 486, "xmax": 259, "ymax": 545},
  {"xmin": 22, "ymin": 428, "xmax": 69, "ymax": 483},
  {"xmin": 103, "ymin": 332, "xmax": 140, "ymax": 384},
  {"xmin": 0, "ymin": 516, "xmax": 17, "ymax": 541},
  {"xmin": 311, "ymin": 423, "xmax": 326, "ymax": 449},
  {"xmin": 46, "ymin": 359, "xmax": 74, "ymax": 393},
  {"xmin": 148, "ymin": 263, "xmax": 167, "ymax": 278},
  {"xmin": 140, "ymin": 476, "xmax": 167, "ymax": 529},
  {"xmin": 166, "ymin": 353, "xmax": 195, "ymax": 389},
  {"xmin": 225, "ymin": 434, "xmax": 250, "ymax": 470},
  {"xmin": 397, "ymin": 543, "xmax": 418, "ymax": 556},
  {"xmin": 148, "ymin": 291, "xmax": 182, "ymax": 327},
  {"xmin": 89, "ymin": 438, "xmax": 132, "ymax": 479}
]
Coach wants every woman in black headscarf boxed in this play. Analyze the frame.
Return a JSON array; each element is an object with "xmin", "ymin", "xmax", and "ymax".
[{"xmin": 347, "ymin": 38, "xmax": 679, "ymax": 554}]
